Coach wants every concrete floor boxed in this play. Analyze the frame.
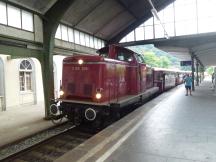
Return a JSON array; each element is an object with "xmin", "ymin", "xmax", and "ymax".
[
  {"xmin": 1, "ymin": 79, "xmax": 216, "ymax": 162},
  {"xmin": 105, "ymin": 79, "xmax": 216, "ymax": 162},
  {"xmin": 0, "ymin": 103, "xmax": 54, "ymax": 147}
]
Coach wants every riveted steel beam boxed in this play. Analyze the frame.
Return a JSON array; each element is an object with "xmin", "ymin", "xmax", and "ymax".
[
  {"xmin": 0, "ymin": 44, "xmax": 42, "ymax": 60},
  {"xmin": 108, "ymin": 0, "xmax": 175, "ymax": 44}
]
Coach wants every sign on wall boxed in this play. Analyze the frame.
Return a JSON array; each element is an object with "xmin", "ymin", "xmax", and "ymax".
[{"xmin": 180, "ymin": 61, "xmax": 192, "ymax": 66}]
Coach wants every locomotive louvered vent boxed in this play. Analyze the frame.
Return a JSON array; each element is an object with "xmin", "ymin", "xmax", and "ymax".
[
  {"xmin": 68, "ymin": 83, "xmax": 75, "ymax": 94},
  {"xmin": 84, "ymin": 84, "xmax": 92, "ymax": 96}
]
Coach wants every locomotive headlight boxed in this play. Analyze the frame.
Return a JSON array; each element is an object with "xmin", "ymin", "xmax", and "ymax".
[
  {"xmin": 78, "ymin": 59, "xmax": 84, "ymax": 65},
  {"xmin": 59, "ymin": 90, "xmax": 64, "ymax": 96},
  {"xmin": 95, "ymin": 92, "xmax": 102, "ymax": 99}
]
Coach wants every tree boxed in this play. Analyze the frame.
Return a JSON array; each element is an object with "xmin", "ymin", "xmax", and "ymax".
[
  {"xmin": 206, "ymin": 66, "xmax": 214, "ymax": 75},
  {"xmin": 142, "ymin": 52, "xmax": 171, "ymax": 68},
  {"xmin": 128, "ymin": 45, "xmax": 180, "ymax": 69},
  {"xmin": 143, "ymin": 52, "xmax": 160, "ymax": 67},
  {"xmin": 159, "ymin": 56, "xmax": 171, "ymax": 68}
]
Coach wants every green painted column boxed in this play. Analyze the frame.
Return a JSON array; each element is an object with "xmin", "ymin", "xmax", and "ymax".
[
  {"xmin": 41, "ymin": 0, "xmax": 76, "ymax": 119},
  {"xmin": 191, "ymin": 55, "xmax": 195, "ymax": 91},
  {"xmin": 199, "ymin": 65, "xmax": 203, "ymax": 83},
  {"xmin": 41, "ymin": 21, "xmax": 56, "ymax": 119},
  {"xmin": 196, "ymin": 62, "xmax": 199, "ymax": 86},
  {"xmin": 214, "ymin": 67, "xmax": 216, "ymax": 91}
]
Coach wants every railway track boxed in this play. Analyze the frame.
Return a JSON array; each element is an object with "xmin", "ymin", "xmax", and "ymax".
[
  {"xmin": 0, "ymin": 124, "xmax": 95, "ymax": 162},
  {"xmin": 0, "ymin": 99, "xmax": 146, "ymax": 162}
]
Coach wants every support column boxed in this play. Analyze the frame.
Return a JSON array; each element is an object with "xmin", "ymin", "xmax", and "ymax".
[
  {"xmin": 42, "ymin": 23, "xmax": 55, "ymax": 119},
  {"xmin": 199, "ymin": 65, "xmax": 203, "ymax": 83},
  {"xmin": 202, "ymin": 67, "xmax": 205, "ymax": 81},
  {"xmin": 199, "ymin": 66, "xmax": 201, "ymax": 84},
  {"xmin": 196, "ymin": 62, "xmax": 199, "ymax": 86},
  {"xmin": 191, "ymin": 55, "xmax": 195, "ymax": 91},
  {"xmin": 41, "ymin": 0, "xmax": 76, "ymax": 119},
  {"xmin": 214, "ymin": 67, "xmax": 216, "ymax": 92}
]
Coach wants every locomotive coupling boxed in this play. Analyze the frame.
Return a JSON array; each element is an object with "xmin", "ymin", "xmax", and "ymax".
[{"xmin": 85, "ymin": 108, "xmax": 97, "ymax": 121}]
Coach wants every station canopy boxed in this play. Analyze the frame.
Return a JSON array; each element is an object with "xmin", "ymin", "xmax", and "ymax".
[
  {"xmin": 8, "ymin": 0, "xmax": 174, "ymax": 42},
  {"xmin": 8, "ymin": 0, "xmax": 216, "ymax": 67}
]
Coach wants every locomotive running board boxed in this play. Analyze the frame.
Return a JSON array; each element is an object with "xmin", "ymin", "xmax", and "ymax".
[
  {"xmin": 57, "ymin": 99, "xmax": 110, "ymax": 106},
  {"xmin": 110, "ymin": 87, "xmax": 159, "ymax": 108},
  {"xmin": 58, "ymin": 87, "xmax": 159, "ymax": 108}
]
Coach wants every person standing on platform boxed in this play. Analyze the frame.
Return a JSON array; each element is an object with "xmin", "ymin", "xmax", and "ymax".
[{"xmin": 184, "ymin": 74, "xmax": 192, "ymax": 96}]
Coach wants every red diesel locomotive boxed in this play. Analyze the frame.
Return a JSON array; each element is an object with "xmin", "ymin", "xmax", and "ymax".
[{"xmin": 50, "ymin": 45, "xmax": 184, "ymax": 125}]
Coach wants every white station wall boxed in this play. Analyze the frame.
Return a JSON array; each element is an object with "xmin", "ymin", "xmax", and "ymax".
[
  {"xmin": 0, "ymin": 55, "xmax": 44, "ymax": 109},
  {"xmin": 0, "ymin": 54, "xmax": 66, "ymax": 110},
  {"xmin": 53, "ymin": 55, "xmax": 66, "ymax": 98}
]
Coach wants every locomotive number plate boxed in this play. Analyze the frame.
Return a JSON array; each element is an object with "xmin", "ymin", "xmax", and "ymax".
[{"xmin": 71, "ymin": 67, "xmax": 89, "ymax": 71}]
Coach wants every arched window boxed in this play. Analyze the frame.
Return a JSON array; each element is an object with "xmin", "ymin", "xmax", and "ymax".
[{"xmin": 19, "ymin": 59, "xmax": 32, "ymax": 91}]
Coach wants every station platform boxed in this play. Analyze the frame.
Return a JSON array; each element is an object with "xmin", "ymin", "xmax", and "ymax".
[
  {"xmin": 0, "ymin": 103, "xmax": 54, "ymax": 147},
  {"xmin": 55, "ymin": 79, "xmax": 216, "ymax": 162}
]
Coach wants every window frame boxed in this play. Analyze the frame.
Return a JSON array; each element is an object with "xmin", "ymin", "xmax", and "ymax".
[
  {"xmin": 21, "ymin": 10, "xmax": 34, "ymax": 32},
  {"xmin": 19, "ymin": 59, "xmax": 33, "ymax": 92},
  {"xmin": 0, "ymin": 3, "xmax": 34, "ymax": 32},
  {"xmin": 0, "ymin": 1, "xmax": 7, "ymax": 25},
  {"xmin": 116, "ymin": 49, "xmax": 135, "ymax": 63}
]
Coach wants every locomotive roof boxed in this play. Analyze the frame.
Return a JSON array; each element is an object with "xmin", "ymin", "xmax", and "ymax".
[
  {"xmin": 154, "ymin": 67, "xmax": 180, "ymax": 72},
  {"xmin": 154, "ymin": 67, "xmax": 191, "ymax": 73},
  {"xmin": 97, "ymin": 45, "xmax": 138, "ymax": 54}
]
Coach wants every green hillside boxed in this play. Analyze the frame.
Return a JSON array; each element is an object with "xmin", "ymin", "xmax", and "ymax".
[{"xmin": 127, "ymin": 45, "xmax": 181, "ymax": 69}]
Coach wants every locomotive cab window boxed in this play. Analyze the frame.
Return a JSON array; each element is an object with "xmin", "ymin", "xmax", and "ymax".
[
  {"xmin": 100, "ymin": 52, "xmax": 109, "ymax": 58},
  {"xmin": 116, "ymin": 50, "xmax": 134, "ymax": 62},
  {"xmin": 136, "ymin": 54, "xmax": 145, "ymax": 63}
]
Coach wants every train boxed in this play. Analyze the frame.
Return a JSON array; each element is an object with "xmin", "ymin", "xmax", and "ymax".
[{"xmin": 50, "ymin": 45, "xmax": 188, "ymax": 127}]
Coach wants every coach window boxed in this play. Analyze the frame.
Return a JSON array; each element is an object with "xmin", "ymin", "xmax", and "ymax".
[{"xmin": 19, "ymin": 60, "xmax": 33, "ymax": 91}]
